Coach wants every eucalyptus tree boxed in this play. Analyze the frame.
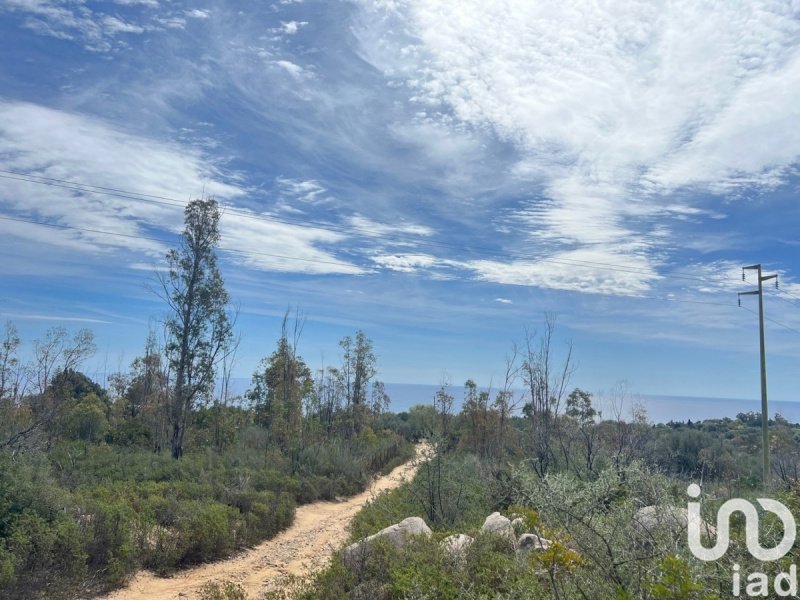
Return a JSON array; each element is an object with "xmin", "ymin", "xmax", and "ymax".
[{"xmin": 159, "ymin": 199, "xmax": 233, "ymax": 459}]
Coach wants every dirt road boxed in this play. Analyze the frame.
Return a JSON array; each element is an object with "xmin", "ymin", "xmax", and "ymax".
[{"xmin": 99, "ymin": 444, "xmax": 426, "ymax": 600}]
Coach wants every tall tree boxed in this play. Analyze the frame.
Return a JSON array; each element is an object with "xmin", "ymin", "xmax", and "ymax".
[
  {"xmin": 0, "ymin": 321, "xmax": 22, "ymax": 403},
  {"xmin": 248, "ymin": 309, "xmax": 313, "ymax": 450},
  {"xmin": 521, "ymin": 314, "xmax": 574, "ymax": 476},
  {"xmin": 338, "ymin": 330, "xmax": 377, "ymax": 435},
  {"xmin": 160, "ymin": 199, "xmax": 233, "ymax": 459}
]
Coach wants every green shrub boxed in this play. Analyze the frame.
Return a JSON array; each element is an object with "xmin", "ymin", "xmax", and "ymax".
[
  {"xmin": 177, "ymin": 501, "xmax": 239, "ymax": 564},
  {"xmin": 3, "ymin": 512, "xmax": 87, "ymax": 598},
  {"xmin": 198, "ymin": 579, "xmax": 247, "ymax": 600},
  {"xmin": 81, "ymin": 499, "xmax": 137, "ymax": 585}
]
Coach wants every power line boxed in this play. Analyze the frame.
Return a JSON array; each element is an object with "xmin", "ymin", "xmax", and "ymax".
[
  {"xmin": 741, "ymin": 305, "xmax": 800, "ymax": 336},
  {"xmin": 0, "ymin": 214, "xmax": 360, "ymax": 270},
  {"xmin": 8, "ymin": 209, "xmax": 800, "ymax": 337},
  {"xmin": 1, "ymin": 170, "xmax": 798, "ymax": 313},
  {"xmin": 4, "ymin": 209, "xmax": 800, "ymax": 344},
  {"xmin": 0, "ymin": 169, "xmax": 715, "ymax": 283}
]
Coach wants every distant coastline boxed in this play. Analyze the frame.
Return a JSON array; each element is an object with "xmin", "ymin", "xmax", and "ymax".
[
  {"xmin": 381, "ymin": 383, "xmax": 800, "ymax": 424},
  {"xmin": 217, "ymin": 378, "xmax": 799, "ymax": 425}
]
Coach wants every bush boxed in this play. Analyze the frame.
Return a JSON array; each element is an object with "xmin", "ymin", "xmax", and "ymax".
[
  {"xmin": 2, "ymin": 512, "xmax": 87, "ymax": 599},
  {"xmin": 198, "ymin": 580, "xmax": 247, "ymax": 600},
  {"xmin": 177, "ymin": 501, "xmax": 239, "ymax": 565},
  {"xmin": 81, "ymin": 499, "xmax": 137, "ymax": 585}
]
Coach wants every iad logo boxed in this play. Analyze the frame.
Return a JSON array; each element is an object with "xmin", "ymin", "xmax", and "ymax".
[
  {"xmin": 686, "ymin": 483, "xmax": 798, "ymax": 597},
  {"xmin": 687, "ymin": 483, "xmax": 796, "ymax": 561}
]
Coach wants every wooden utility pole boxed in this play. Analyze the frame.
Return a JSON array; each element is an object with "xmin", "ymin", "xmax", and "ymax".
[{"xmin": 739, "ymin": 264, "xmax": 778, "ymax": 488}]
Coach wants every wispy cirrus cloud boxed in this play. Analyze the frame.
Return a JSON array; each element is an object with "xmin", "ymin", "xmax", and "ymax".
[
  {"xmin": 353, "ymin": 0, "xmax": 800, "ymax": 293},
  {"xmin": 2, "ymin": 0, "xmax": 152, "ymax": 51},
  {"xmin": 0, "ymin": 101, "xmax": 361, "ymax": 275}
]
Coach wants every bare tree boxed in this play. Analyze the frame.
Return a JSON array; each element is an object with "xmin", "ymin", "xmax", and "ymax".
[
  {"xmin": 521, "ymin": 314, "xmax": 574, "ymax": 476},
  {"xmin": 1, "ymin": 326, "xmax": 95, "ymax": 450},
  {"xmin": 30, "ymin": 327, "xmax": 95, "ymax": 395},
  {"xmin": 494, "ymin": 345, "xmax": 522, "ymax": 455},
  {"xmin": 605, "ymin": 380, "xmax": 648, "ymax": 471}
]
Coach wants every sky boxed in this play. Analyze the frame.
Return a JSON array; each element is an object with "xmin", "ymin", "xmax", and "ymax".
[{"xmin": 1, "ymin": 0, "xmax": 799, "ymax": 405}]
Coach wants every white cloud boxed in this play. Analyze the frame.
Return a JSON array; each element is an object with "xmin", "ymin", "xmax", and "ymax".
[
  {"xmin": 494, "ymin": 298, "xmax": 512, "ymax": 304},
  {"xmin": 186, "ymin": 9, "xmax": 210, "ymax": 19},
  {"xmin": 113, "ymin": 0, "xmax": 159, "ymax": 6},
  {"xmin": 467, "ymin": 246, "xmax": 661, "ymax": 296},
  {"xmin": 0, "ymin": 101, "xmax": 367, "ymax": 277},
  {"xmin": 219, "ymin": 211, "xmax": 363, "ymax": 275},
  {"xmin": 101, "ymin": 15, "xmax": 144, "ymax": 35},
  {"xmin": 0, "ymin": 101, "xmax": 229, "ymax": 256},
  {"xmin": 279, "ymin": 20, "xmax": 307, "ymax": 35},
  {"xmin": 276, "ymin": 177, "xmax": 327, "ymax": 203},
  {"xmin": 372, "ymin": 253, "xmax": 439, "ymax": 273},
  {"xmin": 0, "ymin": 313, "xmax": 112, "ymax": 324},
  {"xmin": 349, "ymin": 214, "xmax": 433, "ymax": 238},
  {"xmin": 354, "ymin": 0, "xmax": 800, "ymax": 292},
  {"xmin": 2, "ymin": 0, "xmax": 153, "ymax": 50},
  {"xmin": 273, "ymin": 59, "xmax": 306, "ymax": 78}
]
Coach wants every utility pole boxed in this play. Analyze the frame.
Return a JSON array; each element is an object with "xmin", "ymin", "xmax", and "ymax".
[{"xmin": 739, "ymin": 264, "xmax": 778, "ymax": 488}]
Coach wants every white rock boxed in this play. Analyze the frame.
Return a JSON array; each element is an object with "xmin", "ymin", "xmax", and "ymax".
[
  {"xmin": 481, "ymin": 512, "xmax": 516, "ymax": 547},
  {"xmin": 440, "ymin": 533, "xmax": 474, "ymax": 561},
  {"xmin": 343, "ymin": 517, "xmax": 432, "ymax": 570},
  {"xmin": 634, "ymin": 506, "xmax": 716, "ymax": 538}
]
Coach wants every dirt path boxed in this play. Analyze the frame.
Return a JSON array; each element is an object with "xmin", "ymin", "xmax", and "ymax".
[{"xmin": 99, "ymin": 444, "xmax": 427, "ymax": 600}]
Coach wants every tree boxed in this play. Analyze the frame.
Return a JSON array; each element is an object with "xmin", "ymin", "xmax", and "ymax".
[
  {"xmin": 248, "ymin": 310, "xmax": 313, "ymax": 450},
  {"xmin": 31, "ymin": 327, "xmax": 96, "ymax": 395},
  {"xmin": 494, "ymin": 346, "xmax": 521, "ymax": 456},
  {"xmin": 1, "ymin": 327, "xmax": 96, "ymax": 450},
  {"xmin": 0, "ymin": 322, "xmax": 22, "ymax": 403},
  {"xmin": 565, "ymin": 388, "xmax": 600, "ymax": 476},
  {"xmin": 160, "ymin": 199, "xmax": 233, "ymax": 459},
  {"xmin": 433, "ymin": 374, "xmax": 455, "ymax": 440},
  {"xmin": 112, "ymin": 330, "xmax": 170, "ymax": 451},
  {"xmin": 338, "ymin": 330, "xmax": 377, "ymax": 436},
  {"xmin": 521, "ymin": 315, "xmax": 574, "ymax": 476}
]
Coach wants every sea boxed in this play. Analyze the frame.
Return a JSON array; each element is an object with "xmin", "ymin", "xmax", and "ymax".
[
  {"xmin": 381, "ymin": 383, "xmax": 800, "ymax": 425},
  {"xmin": 218, "ymin": 379, "xmax": 800, "ymax": 425}
]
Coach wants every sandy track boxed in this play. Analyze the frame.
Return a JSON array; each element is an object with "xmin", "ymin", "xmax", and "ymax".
[{"xmin": 98, "ymin": 444, "xmax": 427, "ymax": 600}]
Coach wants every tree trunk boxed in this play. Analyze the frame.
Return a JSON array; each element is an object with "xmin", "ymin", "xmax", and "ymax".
[{"xmin": 171, "ymin": 421, "xmax": 183, "ymax": 459}]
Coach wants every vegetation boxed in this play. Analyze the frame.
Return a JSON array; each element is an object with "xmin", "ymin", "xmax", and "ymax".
[
  {"xmin": 291, "ymin": 321, "xmax": 800, "ymax": 599},
  {"xmin": 4, "ymin": 207, "xmax": 800, "ymax": 600},
  {"xmin": 0, "ymin": 200, "xmax": 414, "ymax": 598}
]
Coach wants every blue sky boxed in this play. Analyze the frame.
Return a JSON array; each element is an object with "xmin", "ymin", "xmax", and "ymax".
[{"xmin": 1, "ymin": 0, "xmax": 799, "ymax": 405}]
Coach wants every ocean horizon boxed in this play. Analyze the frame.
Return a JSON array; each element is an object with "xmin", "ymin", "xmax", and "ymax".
[
  {"xmin": 216, "ymin": 378, "xmax": 799, "ymax": 425},
  {"xmin": 381, "ymin": 383, "xmax": 800, "ymax": 425}
]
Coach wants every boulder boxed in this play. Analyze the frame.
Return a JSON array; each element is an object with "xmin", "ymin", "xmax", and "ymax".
[
  {"xmin": 440, "ymin": 533, "xmax": 474, "ymax": 565},
  {"xmin": 344, "ymin": 517, "xmax": 432, "ymax": 570},
  {"xmin": 517, "ymin": 533, "xmax": 551, "ymax": 552},
  {"xmin": 633, "ymin": 506, "xmax": 688, "ymax": 533},
  {"xmin": 481, "ymin": 512, "xmax": 516, "ymax": 547},
  {"xmin": 633, "ymin": 506, "xmax": 716, "ymax": 538}
]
